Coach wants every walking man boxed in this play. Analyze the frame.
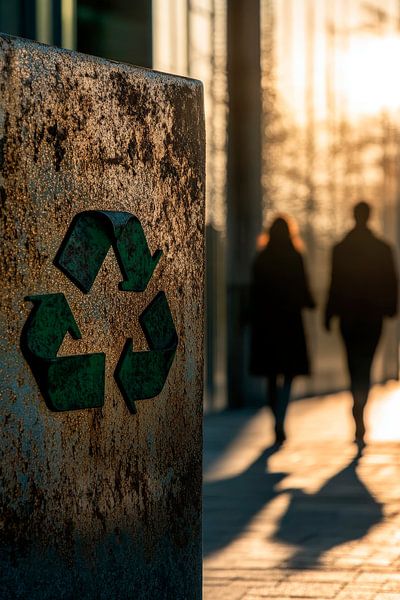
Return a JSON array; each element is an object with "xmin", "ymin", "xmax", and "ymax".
[{"xmin": 325, "ymin": 201, "xmax": 398, "ymax": 447}]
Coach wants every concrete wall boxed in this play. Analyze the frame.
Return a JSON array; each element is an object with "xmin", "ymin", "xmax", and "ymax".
[{"xmin": 0, "ymin": 34, "xmax": 204, "ymax": 599}]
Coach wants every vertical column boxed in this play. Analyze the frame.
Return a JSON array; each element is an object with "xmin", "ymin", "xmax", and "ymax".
[{"xmin": 227, "ymin": 0, "xmax": 262, "ymax": 407}]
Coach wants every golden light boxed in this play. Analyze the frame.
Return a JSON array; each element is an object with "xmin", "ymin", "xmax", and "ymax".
[{"xmin": 336, "ymin": 34, "xmax": 400, "ymax": 117}]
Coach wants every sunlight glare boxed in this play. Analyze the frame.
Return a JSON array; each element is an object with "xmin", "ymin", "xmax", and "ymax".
[{"xmin": 337, "ymin": 35, "xmax": 400, "ymax": 117}]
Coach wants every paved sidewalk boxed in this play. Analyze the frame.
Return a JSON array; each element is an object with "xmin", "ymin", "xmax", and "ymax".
[{"xmin": 203, "ymin": 382, "xmax": 400, "ymax": 600}]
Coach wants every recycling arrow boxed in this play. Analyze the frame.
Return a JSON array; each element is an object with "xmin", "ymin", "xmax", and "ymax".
[
  {"xmin": 54, "ymin": 210, "xmax": 162, "ymax": 293},
  {"xmin": 115, "ymin": 291, "xmax": 178, "ymax": 413},
  {"xmin": 21, "ymin": 209, "xmax": 178, "ymax": 414},
  {"xmin": 21, "ymin": 293, "xmax": 105, "ymax": 412}
]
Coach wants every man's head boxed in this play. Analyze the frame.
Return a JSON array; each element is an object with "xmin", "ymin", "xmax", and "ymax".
[{"xmin": 353, "ymin": 201, "xmax": 371, "ymax": 226}]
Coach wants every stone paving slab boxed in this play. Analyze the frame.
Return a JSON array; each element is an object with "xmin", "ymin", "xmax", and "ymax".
[{"xmin": 203, "ymin": 382, "xmax": 400, "ymax": 599}]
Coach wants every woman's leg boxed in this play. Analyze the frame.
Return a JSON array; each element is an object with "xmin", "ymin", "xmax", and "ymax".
[
  {"xmin": 274, "ymin": 375, "xmax": 293, "ymax": 443},
  {"xmin": 267, "ymin": 375, "xmax": 278, "ymax": 419}
]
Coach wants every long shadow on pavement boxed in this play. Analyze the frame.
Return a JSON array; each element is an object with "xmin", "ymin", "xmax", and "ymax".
[
  {"xmin": 203, "ymin": 444, "xmax": 287, "ymax": 556},
  {"xmin": 203, "ymin": 409, "xmax": 261, "ymax": 474},
  {"xmin": 273, "ymin": 456, "xmax": 383, "ymax": 567},
  {"xmin": 204, "ymin": 450, "xmax": 383, "ymax": 565}
]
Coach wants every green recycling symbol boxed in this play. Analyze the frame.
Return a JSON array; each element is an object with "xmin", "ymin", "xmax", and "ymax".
[{"xmin": 21, "ymin": 211, "xmax": 178, "ymax": 413}]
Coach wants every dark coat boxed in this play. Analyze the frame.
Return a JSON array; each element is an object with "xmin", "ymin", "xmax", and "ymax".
[
  {"xmin": 249, "ymin": 243, "xmax": 315, "ymax": 377},
  {"xmin": 325, "ymin": 227, "xmax": 398, "ymax": 323}
]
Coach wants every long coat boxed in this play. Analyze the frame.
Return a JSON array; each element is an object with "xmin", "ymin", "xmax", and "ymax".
[{"xmin": 249, "ymin": 243, "xmax": 315, "ymax": 377}]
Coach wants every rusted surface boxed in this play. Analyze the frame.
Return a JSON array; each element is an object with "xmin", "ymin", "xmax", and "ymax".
[{"xmin": 0, "ymin": 34, "xmax": 204, "ymax": 599}]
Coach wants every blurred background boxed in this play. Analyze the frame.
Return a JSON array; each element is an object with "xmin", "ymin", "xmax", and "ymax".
[{"xmin": 2, "ymin": 0, "xmax": 400, "ymax": 411}]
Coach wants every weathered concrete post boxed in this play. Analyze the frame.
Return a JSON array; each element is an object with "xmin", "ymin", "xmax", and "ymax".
[{"xmin": 0, "ymin": 34, "xmax": 204, "ymax": 599}]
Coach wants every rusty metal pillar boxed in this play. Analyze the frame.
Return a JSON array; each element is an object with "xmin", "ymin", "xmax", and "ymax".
[
  {"xmin": 227, "ymin": 0, "xmax": 262, "ymax": 408},
  {"xmin": 0, "ymin": 34, "xmax": 204, "ymax": 598}
]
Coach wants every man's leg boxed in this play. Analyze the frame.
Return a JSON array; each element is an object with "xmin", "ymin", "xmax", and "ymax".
[
  {"xmin": 351, "ymin": 384, "xmax": 369, "ymax": 443},
  {"xmin": 341, "ymin": 319, "xmax": 382, "ymax": 444}
]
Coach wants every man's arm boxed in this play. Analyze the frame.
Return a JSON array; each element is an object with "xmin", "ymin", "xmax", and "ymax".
[
  {"xmin": 382, "ymin": 245, "xmax": 398, "ymax": 317},
  {"xmin": 324, "ymin": 246, "xmax": 338, "ymax": 331}
]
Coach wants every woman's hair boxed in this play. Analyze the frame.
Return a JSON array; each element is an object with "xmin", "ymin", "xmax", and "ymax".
[
  {"xmin": 257, "ymin": 215, "xmax": 304, "ymax": 252},
  {"xmin": 269, "ymin": 217, "xmax": 291, "ymax": 242}
]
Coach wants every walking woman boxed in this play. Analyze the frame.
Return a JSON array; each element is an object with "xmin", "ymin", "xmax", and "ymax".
[{"xmin": 250, "ymin": 216, "xmax": 315, "ymax": 445}]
